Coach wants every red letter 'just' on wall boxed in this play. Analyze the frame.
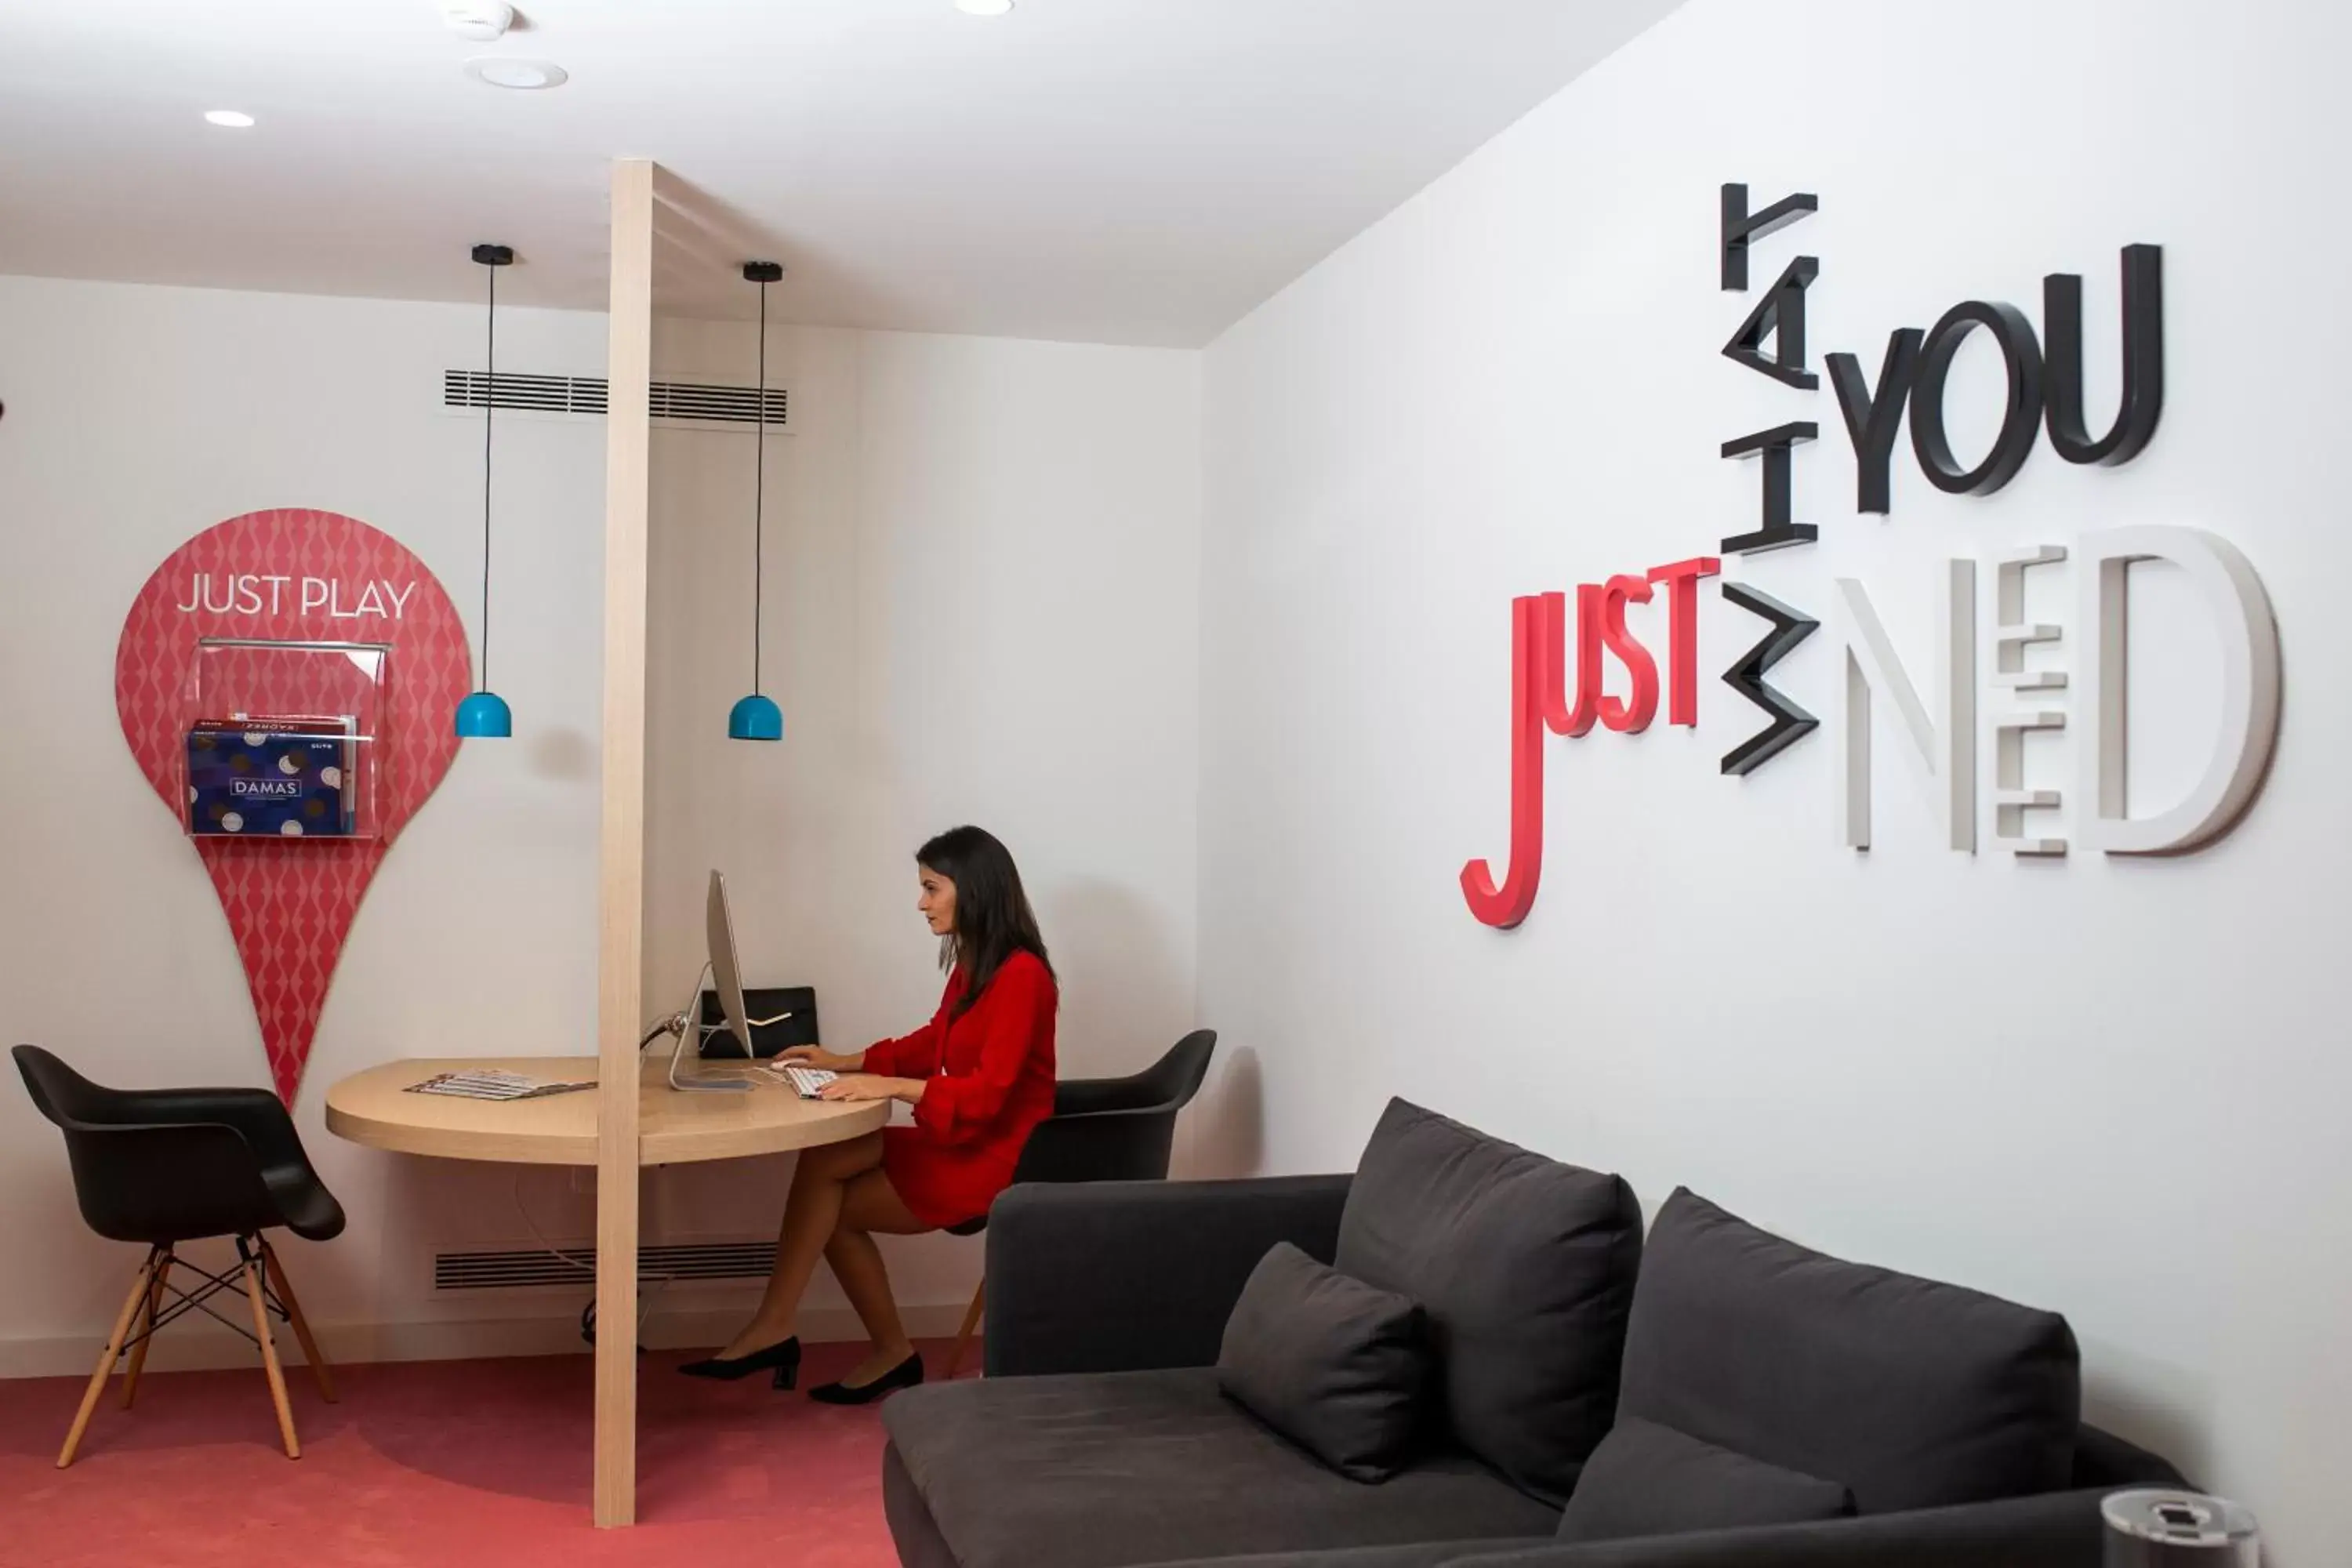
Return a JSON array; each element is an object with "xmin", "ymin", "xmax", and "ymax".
[{"xmin": 1459, "ymin": 557, "xmax": 1719, "ymax": 928}]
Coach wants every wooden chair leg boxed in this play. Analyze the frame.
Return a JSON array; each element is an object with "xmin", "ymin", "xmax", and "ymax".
[
  {"xmin": 260, "ymin": 1239, "xmax": 336, "ymax": 1403},
  {"xmin": 238, "ymin": 1241, "xmax": 301, "ymax": 1459},
  {"xmin": 119, "ymin": 1250, "xmax": 171, "ymax": 1410},
  {"xmin": 946, "ymin": 1277, "xmax": 985, "ymax": 1380},
  {"xmin": 59, "ymin": 1250, "xmax": 157, "ymax": 1468}
]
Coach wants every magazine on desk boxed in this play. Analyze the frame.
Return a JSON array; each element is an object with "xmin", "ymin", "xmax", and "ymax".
[{"xmin": 405, "ymin": 1069, "xmax": 594, "ymax": 1102}]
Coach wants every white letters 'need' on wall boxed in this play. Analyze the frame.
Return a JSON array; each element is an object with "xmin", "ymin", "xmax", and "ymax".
[{"xmin": 1834, "ymin": 527, "xmax": 2279, "ymax": 858}]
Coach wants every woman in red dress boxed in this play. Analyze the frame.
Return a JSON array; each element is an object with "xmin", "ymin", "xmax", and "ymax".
[{"xmin": 681, "ymin": 826, "xmax": 1057, "ymax": 1401}]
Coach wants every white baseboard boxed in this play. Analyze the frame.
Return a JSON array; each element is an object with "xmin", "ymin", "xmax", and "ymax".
[{"xmin": 0, "ymin": 1300, "xmax": 976, "ymax": 1381}]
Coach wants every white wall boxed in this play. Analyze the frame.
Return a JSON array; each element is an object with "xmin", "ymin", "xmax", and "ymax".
[
  {"xmin": 0, "ymin": 274, "xmax": 609, "ymax": 1370},
  {"xmin": 1198, "ymin": 1, "xmax": 2349, "ymax": 1561},
  {"xmin": 639, "ymin": 320, "xmax": 1202, "ymax": 1323}
]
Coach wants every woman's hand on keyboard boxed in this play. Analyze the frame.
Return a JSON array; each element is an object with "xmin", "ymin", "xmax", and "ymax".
[{"xmin": 818, "ymin": 1074, "xmax": 909, "ymax": 1104}]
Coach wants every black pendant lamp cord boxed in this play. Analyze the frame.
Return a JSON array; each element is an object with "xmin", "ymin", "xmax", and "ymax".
[
  {"xmin": 753, "ymin": 278, "xmax": 768, "ymax": 696},
  {"xmin": 481, "ymin": 259, "xmax": 495, "ymax": 693}
]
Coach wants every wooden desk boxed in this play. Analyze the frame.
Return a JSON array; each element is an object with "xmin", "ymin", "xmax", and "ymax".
[
  {"xmin": 322, "ymin": 1054, "xmax": 886, "ymax": 1524},
  {"xmin": 325, "ymin": 1056, "xmax": 886, "ymax": 1166}
]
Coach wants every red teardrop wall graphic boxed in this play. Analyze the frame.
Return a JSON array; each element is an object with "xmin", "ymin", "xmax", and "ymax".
[{"xmin": 114, "ymin": 510, "xmax": 472, "ymax": 1103}]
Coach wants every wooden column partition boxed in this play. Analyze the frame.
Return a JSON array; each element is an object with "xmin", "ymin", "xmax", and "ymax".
[{"xmin": 594, "ymin": 155, "xmax": 656, "ymax": 1530}]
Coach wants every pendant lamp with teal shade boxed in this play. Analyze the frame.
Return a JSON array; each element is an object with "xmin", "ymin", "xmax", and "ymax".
[
  {"xmin": 728, "ymin": 260, "xmax": 785, "ymax": 742},
  {"xmin": 456, "ymin": 242, "xmax": 514, "ymax": 739}
]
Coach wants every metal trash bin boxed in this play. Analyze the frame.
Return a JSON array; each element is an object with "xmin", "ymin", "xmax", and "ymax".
[{"xmin": 2103, "ymin": 1490, "xmax": 2259, "ymax": 1568}]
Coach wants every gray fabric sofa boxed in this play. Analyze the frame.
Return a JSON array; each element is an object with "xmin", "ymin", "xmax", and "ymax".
[{"xmin": 881, "ymin": 1104, "xmax": 2183, "ymax": 1568}]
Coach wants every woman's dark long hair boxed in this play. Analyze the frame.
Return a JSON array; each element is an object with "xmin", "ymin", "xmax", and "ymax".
[{"xmin": 918, "ymin": 825, "xmax": 1052, "ymax": 1015}]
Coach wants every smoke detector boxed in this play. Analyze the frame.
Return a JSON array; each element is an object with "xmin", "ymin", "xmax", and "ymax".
[{"xmin": 441, "ymin": 3, "xmax": 515, "ymax": 42}]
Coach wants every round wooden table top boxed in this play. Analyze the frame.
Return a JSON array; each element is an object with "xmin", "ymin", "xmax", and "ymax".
[{"xmin": 324, "ymin": 1055, "xmax": 889, "ymax": 1167}]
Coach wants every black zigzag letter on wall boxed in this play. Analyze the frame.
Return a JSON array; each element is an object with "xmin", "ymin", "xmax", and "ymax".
[
  {"xmin": 1722, "ymin": 256, "xmax": 1820, "ymax": 390},
  {"xmin": 1719, "ymin": 582, "xmax": 1820, "ymax": 777}
]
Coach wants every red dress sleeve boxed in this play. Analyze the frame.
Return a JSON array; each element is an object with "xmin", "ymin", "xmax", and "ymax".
[
  {"xmin": 861, "ymin": 978, "xmax": 956, "ymax": 1078},
  {"xmin": 908, "ymin": 956, "xmax": 1052, "ymax": 1147}
]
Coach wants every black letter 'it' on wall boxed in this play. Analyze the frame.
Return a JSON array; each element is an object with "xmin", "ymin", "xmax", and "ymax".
[
  {"xmin": 1908, "ymin": 300, "xmax": 2045, "ymax": 495},
  {"xmin": 1719, "ymin": 422, "xmax": 1818, "ymax": 554},
  {"xmin": 1721, "ymin": 183, "xmax": 1817, "ymax": 291},
  {"xmin": 1722, "ymin": 256, "xmax": 1820, "ymax": 390},
  {"xmin": 2044, "ymin": 243, "xmax": 2163, "ymax": 466},
  {"xmin": 1719, "ymin": 582, "xmax": 1819, "ymax": 776},
  {"xmin": 1827, "ymin": 328, "xmax": 1925, "ymax": 514}
]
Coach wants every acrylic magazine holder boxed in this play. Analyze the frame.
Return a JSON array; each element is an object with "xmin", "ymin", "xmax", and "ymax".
[{"xmin": 181, "ymin": 638, "xmax": 388, "ymax": 840}]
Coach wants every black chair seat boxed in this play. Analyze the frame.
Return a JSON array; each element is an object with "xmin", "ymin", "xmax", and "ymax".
[
  {"xmin": 946, "ymin": 1029, "xmax": 1221, "ymax": 1240},
  {"xmin": 13, "ymin": 1047, "xmax": 345, "ymax": 1246}
]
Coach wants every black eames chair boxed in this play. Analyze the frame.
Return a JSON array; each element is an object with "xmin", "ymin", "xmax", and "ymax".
[
  {"xmin": 13, "ymin": 1044, "xmax": 345, "ymax": 1465},
  {"xmin": 942, "ymin": 1029, "xmax": 1216, "ymax": 1377}
]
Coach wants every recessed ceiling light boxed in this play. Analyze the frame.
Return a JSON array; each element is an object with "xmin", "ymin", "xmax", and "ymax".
[
  {"xmin": 463, "ymin": 56, "xmax": 568, "ymax": 90},
  {"xmin": 956, "ymin": 0, "xmax": 1014, "ymax": 14},
  {"xmin": 203, "ymin": 110, "xmax": 256, "ymax": 128}
]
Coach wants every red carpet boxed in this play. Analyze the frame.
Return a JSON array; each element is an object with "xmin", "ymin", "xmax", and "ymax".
[{"xmin": 0, "ymin": 1341, "xmax": 950, "ymax": 1568}]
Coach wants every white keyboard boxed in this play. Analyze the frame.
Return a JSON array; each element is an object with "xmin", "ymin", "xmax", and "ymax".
[{"xmin": 779, "ymin": 1065, "xmax": 837, "ymax": 1099}]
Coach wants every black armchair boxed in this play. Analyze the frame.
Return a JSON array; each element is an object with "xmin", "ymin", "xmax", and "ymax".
[
  {"xmin": 13, "ymin": 1044, "xmax": 345, "ymax": 1465},
  {"xmin": 941, "ymin": 1028, "xmax": 1216, "ymax": 1376}
]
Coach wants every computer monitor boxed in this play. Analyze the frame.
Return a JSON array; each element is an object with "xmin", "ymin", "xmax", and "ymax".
[
  {"xmin": 663, "ymin": 870, "xmax": 762, "ymax": 1093},
  {"xmin": 707, "ymin": 869, "xmax": 754, "ymax": 1056}
]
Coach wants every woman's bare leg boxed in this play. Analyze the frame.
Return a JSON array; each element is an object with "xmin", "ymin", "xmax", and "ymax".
[
  {"xmin": 717, "ymin": 1132, "xmax": 885, "ymax": 1359},
  {"xmin": 824, "ymin": 1169, "xmax": 931, "ymax": 1386}
]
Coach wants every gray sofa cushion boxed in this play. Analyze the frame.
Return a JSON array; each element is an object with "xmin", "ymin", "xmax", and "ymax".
[
  {"xmin": 1219, "ymin": 1241, "xmax": 1432, "ymax": 1482},
  {"xmin": 883, "ymin": 1442, "xmax": 962, "ymax": 1568},
  {"xmin": 1335, "ymin": 1099, "xmax": 1642, "ymax": 1506},
  {"xmin": 1619, "ymin": 1189, "xmax": 2080, "ymax": 1514},
  {"xmin": 882, "ymin": 1367, "xmax": 1561, "ymax": 1568},
  {"xmin": 1554, "ymin": 1416, "xmax": 1853, "ymax": 1542},
  {"xmin": 1134, "ymin": 1543, "xmax": 1551, "ymax": 1568}
]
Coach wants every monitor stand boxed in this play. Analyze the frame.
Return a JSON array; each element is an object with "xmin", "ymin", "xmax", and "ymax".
[{"xmin": 662, "ymin": 962, "xmax": 755, "ymax": 1093}]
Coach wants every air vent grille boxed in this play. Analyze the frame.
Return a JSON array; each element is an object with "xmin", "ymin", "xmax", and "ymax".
[
  {"xmin": 441, "ymin": 372, "xmax": 787, "ymax": 427},
  {"xmin": 651, "ymin": 383, "xmax": 789, "ymax": 426},
  {"xmin": 443, "ymin": 370, "xmax": 608, "ymax": 416},
  {"xmin": 434, "ymin": 1240, "xmax": 778, "ymax": 1291}
]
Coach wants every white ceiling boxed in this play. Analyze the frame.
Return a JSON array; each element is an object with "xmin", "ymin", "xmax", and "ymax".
[{"xmin": 0, "ymin": 0, "xmax": 1680, "ymax": 347}]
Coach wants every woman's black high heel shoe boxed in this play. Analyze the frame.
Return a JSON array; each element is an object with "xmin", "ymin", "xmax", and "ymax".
[
  {"xmin": 808, "ymin": 1351, "xmax": 924, "ymax": 1405},
  {"xmin": 678, "ymin": 1335, "xmax": 802, "ymax": 1388}
]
